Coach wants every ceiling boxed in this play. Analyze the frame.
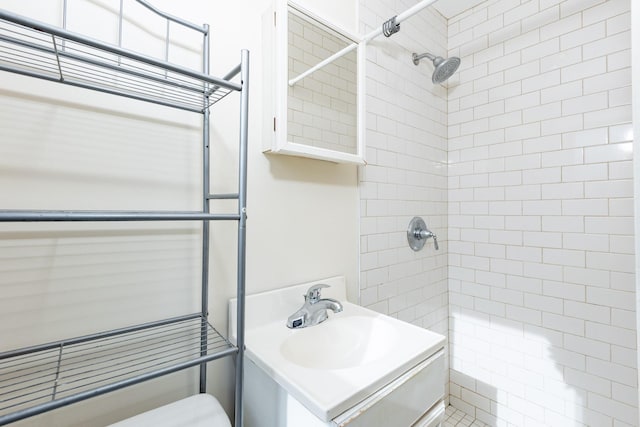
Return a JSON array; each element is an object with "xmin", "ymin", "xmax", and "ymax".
[{"xmin": 431, "ymin": 0, "xmax": 486, "ymax": 18}]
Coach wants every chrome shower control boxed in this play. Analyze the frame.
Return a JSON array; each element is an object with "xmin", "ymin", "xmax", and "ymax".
[{"xmin": 407, "ymin": 217, "xmax": 439, "ymax": 251}]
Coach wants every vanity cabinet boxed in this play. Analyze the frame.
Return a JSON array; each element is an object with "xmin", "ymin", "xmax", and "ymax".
[
  {"xmin": 244, "ymin": 349, "xmax": 445, "ymax": 427},
  {"xmin": 333, "ymin": 351, "xmax": 445, "ymax": 426}
]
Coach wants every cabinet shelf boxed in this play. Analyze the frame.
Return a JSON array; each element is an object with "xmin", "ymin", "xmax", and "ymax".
[
  {"xmin": 0, "ymin": 9, "xmax": 241, "ymax": 113},
  {"xmin": 0, "ymin": 315, "xmax": 235, "ymax": 426}
]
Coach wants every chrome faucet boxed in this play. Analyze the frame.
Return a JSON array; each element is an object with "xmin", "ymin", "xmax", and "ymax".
[{"xmin": 286, "ymin": 284, "xmax": 343, "ymax": 329}]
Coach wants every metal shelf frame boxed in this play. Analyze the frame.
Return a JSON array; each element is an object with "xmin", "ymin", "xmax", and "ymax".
[
  {"xmin": 0, "ymin": 5, "xmax": 240, "ymax": 112},
  {"xmin": 0, "ymin": 2, "xmax": 248, "ymax": 426},
  {"xmin": 0, "ymin": 315, "xmax": 235, "ymax": 425}
]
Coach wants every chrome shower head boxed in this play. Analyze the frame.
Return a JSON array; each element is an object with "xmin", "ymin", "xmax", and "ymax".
[{"xmin": 412, "ymin": 52, "xmax": 461, "ymax": 84}]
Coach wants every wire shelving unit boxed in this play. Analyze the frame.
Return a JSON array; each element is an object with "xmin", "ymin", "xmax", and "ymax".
[{"xmin": 0, "ymin": 2, "xmax": 248, "ymax": 426}]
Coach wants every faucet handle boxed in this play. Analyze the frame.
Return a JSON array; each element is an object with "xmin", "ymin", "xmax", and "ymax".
[
  {"xmin": 419, "ymin": 229, "xmax": 439, "ymax": 250},
  {"xmin": 305, "ymin": 284, "xmax": 329, "ymax": 303}
]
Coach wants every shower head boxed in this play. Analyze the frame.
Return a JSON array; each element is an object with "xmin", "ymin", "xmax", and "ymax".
[{"xmin": 412, "ymin": 52, "xmax": 461, "ymax": 84}]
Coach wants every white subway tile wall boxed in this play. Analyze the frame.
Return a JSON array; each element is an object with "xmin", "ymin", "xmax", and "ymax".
[
  {"xmin": 448, "ymin": 0, "xmax": 635, "ymax": 426},
  {"xmin": 358, "ymin": 0, "xmax": 448, "ymax": 334}
]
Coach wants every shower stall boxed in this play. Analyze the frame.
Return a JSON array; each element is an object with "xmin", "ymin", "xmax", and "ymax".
[{"xmin": 358, "ymin": 0, "xmax": 636, "ymax": 425}]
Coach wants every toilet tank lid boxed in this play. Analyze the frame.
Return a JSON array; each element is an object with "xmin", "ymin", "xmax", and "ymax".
[{"xmin": 107, "ymin": 394, "xmax": 231, "ymax": 427}]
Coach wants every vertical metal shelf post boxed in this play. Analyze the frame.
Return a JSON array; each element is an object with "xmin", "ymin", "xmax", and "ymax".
[
  {"xmin": 235, "ymin": 48, "xmax": 250, "ymax": 427},
  {"xmin": 200, "ymin": 22, "xmax": 211, "ymax": 396}
]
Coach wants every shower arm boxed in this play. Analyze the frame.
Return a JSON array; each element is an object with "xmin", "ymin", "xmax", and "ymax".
[
  {"xmin": 412, "ymin": 52, "xmax": 436, "ymax": 65},
  {"xmin": 288, "ymin": 0, "xmax": 439, "ymax": 86}
]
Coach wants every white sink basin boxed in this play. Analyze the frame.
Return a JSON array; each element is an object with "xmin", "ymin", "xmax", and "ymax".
[
  {"xmin": 280, "ymin": 315, "xmax": 398, "ymax": 370},
  {"xmin": 229, "ymin": 277, "xmax": 446, "ymax": 422}
]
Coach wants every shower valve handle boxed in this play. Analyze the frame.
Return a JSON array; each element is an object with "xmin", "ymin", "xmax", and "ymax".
[
  {"xmin": 417, "ymin": 229, "xmax": 439, "ymax": 250},
  {"xmin": 407, "ymin": 217, "xmax": 439, "ymax": 251}
]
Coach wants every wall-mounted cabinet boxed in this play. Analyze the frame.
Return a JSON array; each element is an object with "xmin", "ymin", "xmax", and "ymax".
[{"xmin": 262, "ymin": 0, "xmax": 365, "ymax": 164}]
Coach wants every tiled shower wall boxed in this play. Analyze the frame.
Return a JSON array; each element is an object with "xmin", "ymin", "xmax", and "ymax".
[
  {"xmin": 358, "ymin": 0, "xmax": 448, "ymax": 334},
  {"xmin": 447, "ymin": 0, "xmax": 636, "ymax": 425}
]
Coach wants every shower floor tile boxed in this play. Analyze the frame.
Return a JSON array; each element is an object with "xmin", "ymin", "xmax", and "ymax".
[{"xmin": 443, "ymin": 405, "xmax": 490, "ymax": 427}]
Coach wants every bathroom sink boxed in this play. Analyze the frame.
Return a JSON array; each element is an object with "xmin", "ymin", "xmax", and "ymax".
[
  {"xmin": 229, "ymin": 276, "xmax": 446, "ymax": 422},
  {"xmin": 280, "ymin": 315, "xmax": 398, "ymax": 370}
]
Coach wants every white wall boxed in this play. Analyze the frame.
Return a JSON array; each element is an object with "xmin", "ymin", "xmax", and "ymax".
[
  {"xmin": 634, "ymin": 0, "xmax": 640, "ymax": 420},
  {"xmin": 447, "ymin": 0, "xmax": 636, "ymax": 425},
  {"xmin": 0, "ymin": 0, "xmax": 359, "ymax": 425}
]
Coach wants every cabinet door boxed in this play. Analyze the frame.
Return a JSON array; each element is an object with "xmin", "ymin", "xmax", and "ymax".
[
  {"xmin": 333, "ymin": 351, "xmax": 445, "ymax": 427},
  {"xmin": 412, "ymin": 401, "xmax": 446, "ymax": 427},
  {"xmin": 262, "ymin": 0, "xmax": 365, "ymax": 164}
]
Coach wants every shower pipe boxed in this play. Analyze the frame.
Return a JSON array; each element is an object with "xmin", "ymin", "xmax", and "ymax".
[{"xmin": 288, "ymin": 0, "xmax": 438, "ymax": 86}]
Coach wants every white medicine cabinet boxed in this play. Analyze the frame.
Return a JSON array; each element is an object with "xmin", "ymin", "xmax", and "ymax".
[{"xmin": 262, "ymin": 0, "xmax": 365, "ymax": 164}]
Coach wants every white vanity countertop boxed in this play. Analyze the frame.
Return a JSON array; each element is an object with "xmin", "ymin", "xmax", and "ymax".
[{"xmin": 229, "ymin": 277, "xmax": 446, "ymax": 422}]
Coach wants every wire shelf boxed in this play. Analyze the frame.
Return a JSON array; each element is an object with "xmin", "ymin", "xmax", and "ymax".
[
  {"xmin": 0, "ymin": 315, "xmax": 236, "ymax": 425},
  {"xmin": 0, "ymin": 9, "xmax": 241, "ymax": 113}
]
